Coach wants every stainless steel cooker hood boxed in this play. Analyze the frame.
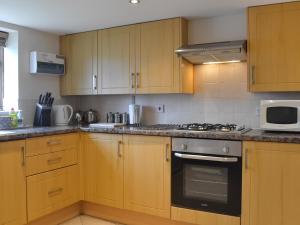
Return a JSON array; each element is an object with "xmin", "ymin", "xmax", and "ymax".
[{"xmin": 175, "ymin": 40, "xmax": 247, "ymax": 65}]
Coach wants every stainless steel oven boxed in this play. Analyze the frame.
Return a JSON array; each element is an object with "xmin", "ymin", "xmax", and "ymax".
[{"xmin": 171, "ymin": 138, "xmax": 242, "ymax": 216}]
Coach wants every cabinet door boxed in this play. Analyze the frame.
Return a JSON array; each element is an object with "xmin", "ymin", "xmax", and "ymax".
[
  {"xmin": 248, "ymin": 2, "xmax": 300, "ymax": 92},
  {"xmin": 242, "ymin": 142, "xmax": 300, "ymax": 225},
  {"xmin": 83, "ymin": 134, "xmax": 124, "ymax": 208},
  {"xmin": 124, "ymin": 135, "xmax": 171, "ymax": 218},
  {"xmin": 0, "ymin": 141, "xmax": 26, "ymax": 225},
  {"xmin": 99, "ymin": 26, "xmax": 136, "ymax": 94},
  {"xmin": 70, "ymin": 31, "xmax": 97, "ymax": 95},
  {"xmin": 136, "ymin": 19, "xmax": 178, "ymax": 94},
  {"xmin": 27, "ymin": 165, "xmax": 79, "ymax": 222}
]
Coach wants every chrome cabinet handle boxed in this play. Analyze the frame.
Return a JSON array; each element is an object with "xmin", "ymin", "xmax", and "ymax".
[
  {"xmin": 165, "ymin": 144, "xmax": 170, "ymax": 162},
  {"xmin": 47, "ymin": 140, "xmax": 62, "ymax": 146},
  {"xmin": 21, "ymin": 146, "xmax": 25, "ymax": 166},
  {"xmin": 47, "ymin": 157, "xmax": 62, "ymax": 164},
  {"xmin": 131, "ymin": 73, "xmax": 135, "ymax": 88},
  {"xmin": 174, "ymin": 153, "xmax": 238, "ymax": 163},
  {"xmin": 250, "ymin": 65, "xmax": 255, "ymax": 85},
  {"xmin": 245, "ymin": 148, "xmax": 249, "ymax": 170},
  {"xmin": 93, "ymin": 75, "xmax": 97, "ymax": 90},
  {"xmin": 136, "ymin": 73, "xmax": 140, "ymax": 88},
  {"xmin": 117, "ymin": 141, "xmax": 122, "ymax": 158},
  {"xmin": 48, "ymin": 187, "xmax": 63, "ymax": 196}
]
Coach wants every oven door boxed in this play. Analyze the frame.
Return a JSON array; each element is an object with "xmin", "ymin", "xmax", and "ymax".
[{"xmin": 171, "ymin": 152, "xmax": 242, "ymax": 216}]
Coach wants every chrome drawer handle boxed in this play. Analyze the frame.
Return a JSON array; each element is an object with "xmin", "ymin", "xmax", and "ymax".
[
  {"xmin": 21, "ymin": 146, "xmax": 25, "ymax": 166},
  {"xmin": 250, "ymin": 65, "xmax": 256, "ymax": 85},
  {"xmin": 93, "ymin": 75, "xmax": 97, "ymax": 90},
  {"xmin": 174, "ymin": 153, "xmax": 238, "ymax": 163},
  {"xmin": 245, "ymin": 148, "xmax": 249, "ymax": 170},
  {"xmin": 165, "ymin": 144, "xmax": 170, "ymax": 162},
  {"xmin": 47, "ymin": 157, "xmax": 62, "ymax": 164},
  {"xmin": 136, "ymin": 73, "xmax": 140, "ymax": 88},
  {"xmin": 117, "ymin": 141, "xmax": 122, "ymax": 158},
  {"xmin": 48, "ymin": 187, "xmax": 63, "ymax": 196},
  {"xmin": 131, "ymin": 73, "xmax": 135, "ymax": 88},
  {"xmin": 47, "ymin": 140, "xmax": 62, "ymax": 146}
]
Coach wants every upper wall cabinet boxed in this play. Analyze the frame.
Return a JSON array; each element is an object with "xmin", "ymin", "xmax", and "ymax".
[
  {"xmin": 60, "ymin": 18, "xmax": 193, "ymax": 96},
  {"xmin": 248, "ymin": 2, "xmax": 300, "ymax": 92},
  {"xmin": 60, "ymin": 31, "xmax": 97, "ymax": 95},
  {"xmin": 98, "ymin": 26, "xmax": 136, "ymax": 94},
  {"xmin": 136, "ymin": 18, "xmax": 193, "ymax": 94}
]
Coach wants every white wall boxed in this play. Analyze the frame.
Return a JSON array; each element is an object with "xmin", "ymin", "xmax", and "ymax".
[
  {"xmin": 0, "ymin": 20, "xmax": 78, "ymax": 124},
  {"xmin": 188, "ymin": 12, "xmax": 247, "ymax": 44},
  {"xmin": 77, "ymin": 11, "xmax": 300, "ymax": 128}
]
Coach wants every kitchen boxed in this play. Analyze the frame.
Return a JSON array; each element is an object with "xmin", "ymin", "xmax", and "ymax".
[{"xmin": 0, "ymin": 1, "xmax": 300, "ymax": 225}]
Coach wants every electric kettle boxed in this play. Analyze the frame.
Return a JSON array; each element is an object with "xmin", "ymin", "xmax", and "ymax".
[{"xmin": 53, "ymin": 105, "xmax": 73, "ymax": 126}]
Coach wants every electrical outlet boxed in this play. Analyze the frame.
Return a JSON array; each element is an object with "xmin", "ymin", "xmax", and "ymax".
[{"xmin": 156, "ymin": 104, "xmax": 165, "ymax": 113}]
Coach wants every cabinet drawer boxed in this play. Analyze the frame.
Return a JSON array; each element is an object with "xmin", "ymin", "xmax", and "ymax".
[
  {"xmin": 26, "ymin": 148, "xmax": 78, "ymax": 176},
  {"xmin": 26, "ymin": 133, "xmax": 79, "ymax": 156},
  {"xmin": 27, "ymin": 165, "xmax": 79, "ymax": 222}
]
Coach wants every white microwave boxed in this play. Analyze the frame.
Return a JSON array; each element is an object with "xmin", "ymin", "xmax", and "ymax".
[{"xmin": 260, "ymin": 100, "xmax": 300, "ymax": 132}]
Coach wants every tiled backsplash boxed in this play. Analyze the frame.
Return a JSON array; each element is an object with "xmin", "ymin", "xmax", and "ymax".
[{"xmin": 78, "ymin": 62, "xmax": 300, "ymax": 128}]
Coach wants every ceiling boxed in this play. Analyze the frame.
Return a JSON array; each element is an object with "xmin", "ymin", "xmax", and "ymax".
[{"xmin": 0, "ymin": 0, "xmax": 288, "ymax": 35}]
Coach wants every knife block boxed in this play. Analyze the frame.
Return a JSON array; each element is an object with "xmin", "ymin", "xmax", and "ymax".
[{"xmin": 33, "ymin": 104, "xmax": 52, "ymax": 127}]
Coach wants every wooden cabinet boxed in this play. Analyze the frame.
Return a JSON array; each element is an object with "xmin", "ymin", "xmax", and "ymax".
[
  {"xmin": 242, "ymin": 141, "xmax": 300, "ymax": 225},
  {"xmin": 248, "ymin": 2, "xmax": 300, "ymax": 92},
  {"xmin": 171, "ymin": 207, "xmax": 240, "ymax": 225},
  {"xmin": 0, "ymin": 140, "xmax": 26, "ymax": 225},
  {"xmin": 26, "ymin": 133, "xmax": 79, "ymax": 157},
  {"xmin": 98, "ymin": 26, "xmax": 136, "ymax": 94},
  {"xmin": 60, "ymin": 31, "xmax": 97, "ymax": 95},
  {"xmin": 26, "ymin": 147, "xmax": 78, "ymax": 176},
  {"xmin": 60, "ymin": 17, "xmax": 193, "ymax": 95},
  {"xmin": 83, "ymin": 133, "xmax": 124, "ymax": 208},
  {"xmin": 26, "ymin": 133, "xmax": 80, "ymax": 222},
  {"xmin": 136, "ymin": 18, "xmax": 193, "ymax": 94},
  {"xmin": 27, "ymin": 165, "xmax": 79, "ymax": 222},
  {"xmin": 123, "ymin": 135, "xmax": 171, "ymax": 218}
]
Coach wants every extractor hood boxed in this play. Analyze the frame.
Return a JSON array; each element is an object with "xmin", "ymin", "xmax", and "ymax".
[{"xmin": 175, "ymin": 40, "xmax": 247, "ymax": 65}]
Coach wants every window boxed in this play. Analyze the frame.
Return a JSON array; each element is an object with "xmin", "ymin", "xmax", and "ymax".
[{"xmin": 0, "ymin": 47, "xmax": 3, "ymax": 110}]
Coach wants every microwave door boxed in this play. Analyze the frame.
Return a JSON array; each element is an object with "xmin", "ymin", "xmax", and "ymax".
[{"xmin": 261, "ymin": 104, "xmax": 300, "ymax": 131}]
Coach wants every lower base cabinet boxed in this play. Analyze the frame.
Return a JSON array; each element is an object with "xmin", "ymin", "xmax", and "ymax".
[
  {"xmin": 83, "ymin": 134, "xmax": 171, "ymax": 219},
  {"xmin": 83, "ymin": 133, "xmax": 124, "ymax": 208},
  {"xmin": 0, "ymin": 140, "xmax": 27, "ymax": 225},
  {"xmin": 123, "ymin": 135, "xmax": 171, "ymax": 218},
  {"xmin": 171, "ymin": 207, "xmax": 240, "ymax": 225},
  {"xmin": 27, "ymin": 165, "xmax": 79, "ymax": 222},
  {"xmin": 243, "ymin": 141, "xmax": 300, "ymax": 225}
]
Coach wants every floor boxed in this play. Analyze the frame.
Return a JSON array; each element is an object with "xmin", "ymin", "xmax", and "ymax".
[{"xmin": 60, "ymin": 215, "xmax": 124, "ymax": 225}]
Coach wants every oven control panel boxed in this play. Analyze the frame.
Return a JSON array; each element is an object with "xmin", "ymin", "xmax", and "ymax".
[{"xmin": 172, "ymin": 138, "xmax": 242, "ymax": 157}]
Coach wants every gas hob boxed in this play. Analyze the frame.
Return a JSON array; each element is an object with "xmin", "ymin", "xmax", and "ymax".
[{"xmin": 177, "ymin": 123, "xmax": 248, "ymax": 133}]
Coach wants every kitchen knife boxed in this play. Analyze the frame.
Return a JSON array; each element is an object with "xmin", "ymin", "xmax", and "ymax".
[
  {"xmin": 45, "ymin": 92, "xmax": 49, "ymax": 104},
  {"xmin": 41, "ymin": 95, "xmax": 45, "ymax": 105},
  {"xmin": 38, "ymin": 94, "xmax": 42, "ymax": 104},
  {"xmin": 49, "ymin": 97, "xmax": 54, "ymax": 106}
]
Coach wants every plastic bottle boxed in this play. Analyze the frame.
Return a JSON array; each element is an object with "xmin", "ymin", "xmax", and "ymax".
[{"xmin": 9, "ymin": 108, "xmax": 18, "ymax": 128}]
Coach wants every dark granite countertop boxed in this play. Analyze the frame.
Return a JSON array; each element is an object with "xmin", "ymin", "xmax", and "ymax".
[
  {"xmin": 80, "ymin": 126, "xmax": 244, "ymax": 141},
  {"xmin": 243, "ymin": 129, "xmax": 300, "ymax": 144},
  {"xmin": 0, "ymin": 126, "xmax": 78, "ymax": 142},
  {"xmin": 1, "ymin": 125, "xmax": 300, "ymax": 144}
]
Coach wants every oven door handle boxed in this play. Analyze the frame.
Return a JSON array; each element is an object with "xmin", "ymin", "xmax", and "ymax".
[{"xmin": 174, "ymin": 153, "xmax": 238, "ymax": 163}]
